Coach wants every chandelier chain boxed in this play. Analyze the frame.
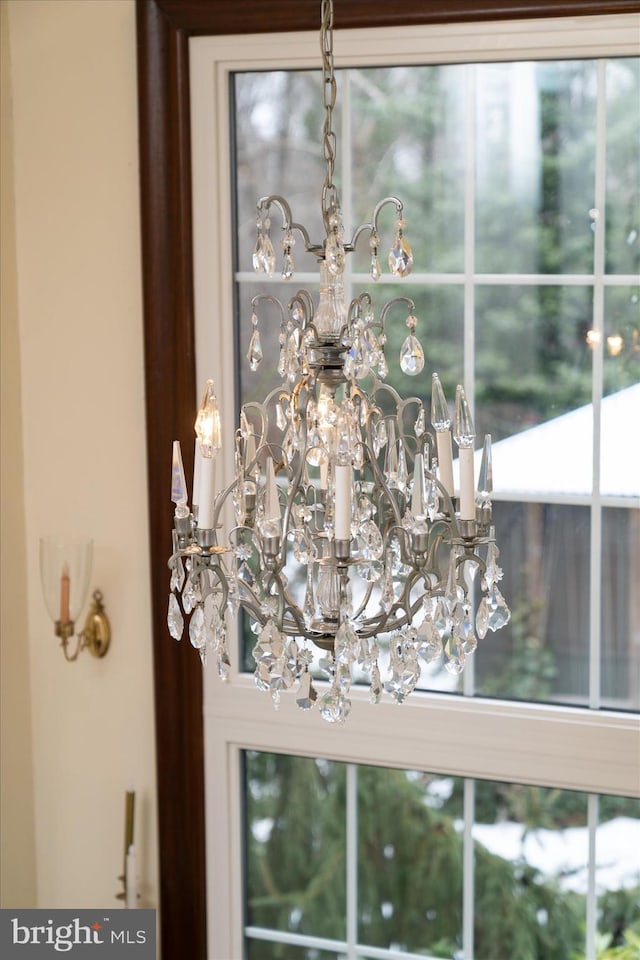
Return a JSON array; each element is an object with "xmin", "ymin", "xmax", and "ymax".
[{"xmin": 321, "ymin": 0, "xmax": 337, "ymax": 217}]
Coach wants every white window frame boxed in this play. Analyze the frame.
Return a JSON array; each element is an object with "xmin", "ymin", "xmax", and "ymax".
[{"xmin": 189, "ymin": 15, "xmax": 640, "ymax": 960}]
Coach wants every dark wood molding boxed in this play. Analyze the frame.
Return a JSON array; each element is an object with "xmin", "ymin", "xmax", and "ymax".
[
  {"xmin": 148, "ymin": 0, "xmax": 640, "ymax": 34},
  {"xmin": 136, "ymin": 1, "xmax": 638, "ymax": 957}
]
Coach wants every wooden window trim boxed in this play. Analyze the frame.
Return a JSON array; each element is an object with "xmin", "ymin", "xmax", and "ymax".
[{"xmin": 135, "ymin": 2, "xmax": 637, "ymax": 955}]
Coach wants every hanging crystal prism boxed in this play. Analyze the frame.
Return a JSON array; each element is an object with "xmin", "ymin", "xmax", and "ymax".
[
  {"xmin": 370, "ymin": 231, "xmax": 381, "ymax": 280},
  {"xmin": 388, "ymin": 216, "xmax": 414, "ymax": 277},
  {"xmin": 303, "ymin": 566, "xmax": 316, "ymax": 628},
  {"xmin": 370, "ymin": 663, "xmax": 383, "ymax": 704},
  {"xmin": 296, "ymin": 670, "xmax": 318, "ymax": 710},
  {"xmin": 476, "ymin": 585, "xmax": 511, "ymax": 638},
  {"xmin": 189, "ymin": 605, "xmax": 206, "ymax": 650},
  {"xmin": 167, "ymin": 593, "xmax": 184, "ymax": 640},
  {"xmin": 247, "ymin": 326, "xmax": 263, "ymax": 372},
  {"xmin": 281, "ymin": 231, "xmax": 295, "ymax": 280},
  {"xmin": 399, "ymin": 315, "xmax": 424, "ymax": 375},
  {"xmin": 170, "ymin": 556, "xmax": 185, "ymax": 593}
]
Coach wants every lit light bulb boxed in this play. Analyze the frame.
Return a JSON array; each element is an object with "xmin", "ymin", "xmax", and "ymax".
[
  {"xmin": 195, "ymin": 379, "xmax": 222, "ymax": 458},
  {"xmin": 606, "ymin": 334, "xmax": 624, "ymax": 356},
  {"xmin": 585, "ymin": 329, "xmax": 601, "ymax": 349}
]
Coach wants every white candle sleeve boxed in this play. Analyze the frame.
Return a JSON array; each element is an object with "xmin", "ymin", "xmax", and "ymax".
[
  {"xmin": 459, "ymin": 446, "xmax": 476, "ymax": 521},
  {"xmin": 192, "ymin": 439, "xmax": 202, "ymax": 509},
  {"xmin": 334, "ymin": 464, "xmax": 352, "ymax": 540},
  {"xmin": 265, "ymin": 458, "xmax": 280, "ymax": 524},
  {"xmin": 436, "ymin": 430, "xmax": 454, "ymax": 496},
  {"xmin": 125, "ymin": 844, "xmax": 137, "ymax": 909},
  {"xmin": 197, "ymin": 454, "xmax": 216, "ymax": 529}
]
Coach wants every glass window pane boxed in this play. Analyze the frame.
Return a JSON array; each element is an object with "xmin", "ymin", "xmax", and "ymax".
[
  {"xmin": 349, "ymin": 65, "xmax": 466, "ymax": 274},
  {"xmin": 474, "ymin": 779, "xmax": 588, "ymax": 960},
  {"xmin": 245, "ymin": 751, "xmax": 347, "ymax": 941},
  {"xmin": 357, "ymin": 766, "xmax": 463, "ymax": 956},
  {"xmin": 475, "ymin": 61, "xmax": 597, "ymax": 275},
  {"xmin": 603, "ymin": 286, "xmax": 640, "ymax": 406},
  {"xmin": 234, "ymin": 71, "xmax": 329, "ymax": 274},
  {"xmin": 475, "ymin": 501, "xmax": 590, "ymax": 705},
  {"xmin": 247, "ymin": 943, "xmax": 340, "ymax": 960},
  {"xmin": 476, "ymin": 284, "xmax": 594, "ymax": 447},
  {"xmin": 601, "ymin": 507, "xmax": 640, "ymax": 710},
  {"xmin": 597, "ymin": 794, "xmax": 640, "ymax": 953},
  {"xmin": 605, "ymin": 58, "xmax": 640, "ymax": 275}
]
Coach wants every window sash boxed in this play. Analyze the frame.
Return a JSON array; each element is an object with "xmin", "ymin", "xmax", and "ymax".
[{"xmin": 189, "ymin": 15, "xmax": 640, "ymax": 959}]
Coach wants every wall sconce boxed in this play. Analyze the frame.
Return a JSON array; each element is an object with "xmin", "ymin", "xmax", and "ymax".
[{"xmin": 39, "ymin": 536, "xmax": 111, "ymax": 661}]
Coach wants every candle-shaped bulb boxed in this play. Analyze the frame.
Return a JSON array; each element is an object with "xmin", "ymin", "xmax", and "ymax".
[
  {"xmin": 195, "ymin": 379, "xmax": 221, "ymax": 458},
  {"xmin": 431, "ymin": 373, "xmax": 451, "ymax": 431},
  {"xmin": 454, "ymin": 385, "xmax": 476, "ymax": 521},
  {"xmin": 171, "ymin": 441, "xmax": 189, "ymax": 518},
  {"xmin": 453, "ymin": 385, "xmax": 475, "ymax": 448},
  {"xmin": 476, "ymin": 434, "xmax": 493, "ymax": 506},
  {"xmin": 242, "ymin": 413, "xmax": 257, "ymax": 472},
  {"xmin": 431, "ymin": 374, "xmax": 454, "ymax": 497}
]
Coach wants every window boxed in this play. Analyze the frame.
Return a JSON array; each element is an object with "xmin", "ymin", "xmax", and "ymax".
[{"xmin": 189, "ymin": 14, "xmax": 639, "ymax": 960}]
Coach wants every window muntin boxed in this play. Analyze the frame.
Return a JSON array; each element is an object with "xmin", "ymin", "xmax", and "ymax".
[
  {"xmin": 233, "ymin": 57, "xmax": 639, "ymax": 710},
  {"xmin": 244, "ymin": 750, "xmax": 640, "ymax": 960}
]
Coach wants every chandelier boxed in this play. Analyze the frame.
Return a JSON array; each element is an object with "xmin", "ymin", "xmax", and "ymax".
[{"xmin": 167, "ymin": 0, "xmax": 510, "ymax": 722}]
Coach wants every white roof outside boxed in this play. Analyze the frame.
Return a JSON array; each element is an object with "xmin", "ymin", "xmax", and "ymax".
[{"xmin": 452, "ymin": 384, "xmax": 640, "ymax": 500}]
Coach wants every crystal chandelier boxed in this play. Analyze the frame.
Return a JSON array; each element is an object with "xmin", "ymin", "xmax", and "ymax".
[{"xmin": 167, "ymin": 0, "xmax": 510, "ymax": 722}]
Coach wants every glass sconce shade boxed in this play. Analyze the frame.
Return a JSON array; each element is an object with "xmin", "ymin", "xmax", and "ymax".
[{"xmin": 40, "ymin": 536, "xmax": 93, "ymax": 624}]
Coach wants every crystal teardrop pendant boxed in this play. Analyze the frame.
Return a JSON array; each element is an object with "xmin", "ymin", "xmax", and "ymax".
[
  {"xmin": 167, "ymin": 593, "xmax": 184, "ymax": 640},
  {"xmin": 389, "ymin": 219, "xmax": 414, "ymax": 277},
  {"xmin": 247, "ymin": 328, "xmax": 263, "ymax": 371},
  {"xmin": 399, "ymin": 334, "xmax": 425, "ymax": 375},
  {"xmin": 261, "ymin": 234, "xmax": 276, "ymax": 276},
  {"xmin": 252, "ymin": 232, "xmax": 263, "ymax": 273}
]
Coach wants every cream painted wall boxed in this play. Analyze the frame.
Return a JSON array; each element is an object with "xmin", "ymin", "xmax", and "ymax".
[
  {"xmin": 1, "ymin": 0, "xmax": 38, "ymax": 909},
  {"xmin": 2, "ymin": 0, "xmax": 158, "ymax": 909}
]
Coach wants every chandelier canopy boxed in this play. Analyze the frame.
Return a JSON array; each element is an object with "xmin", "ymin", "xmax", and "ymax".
[{"xmin": 167, "ymin": 0, "xmax": 510, "ymax": 722}]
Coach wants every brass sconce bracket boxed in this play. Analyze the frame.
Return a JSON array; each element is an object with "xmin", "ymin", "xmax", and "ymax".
[{"xmin": 55, "ymin": 590, "xmax": 111, "ymax": 661}]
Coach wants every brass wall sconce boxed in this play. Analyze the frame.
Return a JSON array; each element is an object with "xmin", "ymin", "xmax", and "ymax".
[{"xmin": 40, "ymin": 536, "xmax": 111, "ymax": 661}]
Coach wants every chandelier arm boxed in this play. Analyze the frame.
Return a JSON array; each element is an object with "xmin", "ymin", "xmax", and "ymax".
[
  {"xmin": 287, "ymin": 290, "xmax": 315, "ymax": 330},
  {"xmin": 251, "ymin": 293, "xmax": 286, "ymax": 325},
  {"xmin": 346, "ymin": 292, "xmax": 372, "ymax": 328},
  {"xmin": 241, "ymin": 398, "xmax": 274, "ymax": 449},
  {"xmin": 385, "ymin": 523, "xmax": 415, "ymax": 568},
  {"xmin": 280, "ymin": 593, "xmax": 308, "ymax": 637},
  {"xmin": 237, "ymin": 590, "xmax": 269, "ymax": 627},
  {"xmin": 362, "ymin": 424, "xmax": 403, "ymax": 530},
  {"xmin": 257, "ymin": 195, "xmax": 324, "ymax": 255},
  {"xmin": 378, "ymin": 296, "xmax": 416, "ymax": 343},
  {"xmin": 347, "ymin": 197, "xmax": 405, "ymax": 252},
  {"xmin": 262, "ymin": 569, "xmax": 287, "ymax": 629},
  {"xmin": 397, "ymin": 395, "xmax": 425, "ymax": 439},
  {"xmin": 368, "ymin": 374, "xmax": 404, "ymax": 409},
  {"xmin": 350, "ymin": 579, "xmax": 375, "ymax": 622},
  {"xmin": 206, "ymin": 559, "xmax": 230, "ymax": 614}
]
